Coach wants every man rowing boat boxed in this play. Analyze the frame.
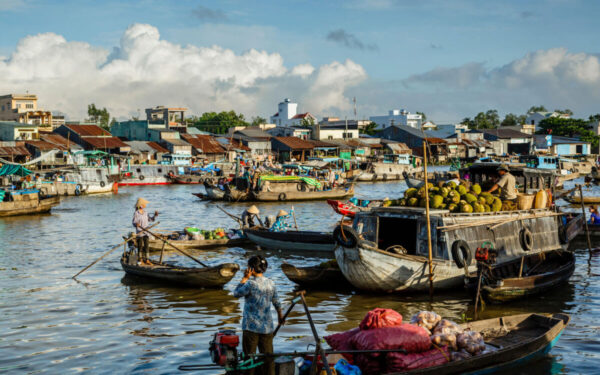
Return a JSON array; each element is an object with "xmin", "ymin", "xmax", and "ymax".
[{"xmin": 132, "ymin": 198, "xmax": 159, "ymax": 265}]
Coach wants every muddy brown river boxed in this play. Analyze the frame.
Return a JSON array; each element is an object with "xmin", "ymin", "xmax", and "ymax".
[{"xmin": 1, "ymin": 181, "xmax": 599, "ymax": 374}]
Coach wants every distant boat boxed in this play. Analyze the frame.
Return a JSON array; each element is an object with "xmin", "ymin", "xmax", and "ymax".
[
  {"xmin": 245, "ymin": 228, "xmax": 335, "ymax": 252},
  {"xmin": 0, "ymin": 189, "xmax": 60, "ymax": 217}
]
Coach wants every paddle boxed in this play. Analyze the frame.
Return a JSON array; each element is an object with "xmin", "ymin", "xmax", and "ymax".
[
  {"xmin": 217, "ymin": 205, "xmax": 243, "ymax": 229},
  {"xmin": 291, "ymin": 205, "xmax": 299, "ymax": 231},
  {"xmin": 140, "ymin": 226, "xmax": 208, "ymax": 267},
  {"xmin": 72, "ymin": 222, "xmax": 159, "ymax": 279}
]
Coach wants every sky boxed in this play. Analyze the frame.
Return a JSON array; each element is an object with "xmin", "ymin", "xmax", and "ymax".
[{"xmin": 1, "ymin": 0, "xmax": 600, "ymax": 123}]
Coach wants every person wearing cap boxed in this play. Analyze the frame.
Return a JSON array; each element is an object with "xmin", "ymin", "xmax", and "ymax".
[
  {"xmin": 486, "ymin": 164, "xmax": 517, "ymax": 201},
  {"xmin": 132, "ymin": 198, "xmax": 158, "ymax": 265},
  {"xmin": 242, "ymin": 205, "xmax": 263, "ymax": 228},
  {"xmin": 269, "ymin": 209, "xmax": 292, "ymax": 232}
]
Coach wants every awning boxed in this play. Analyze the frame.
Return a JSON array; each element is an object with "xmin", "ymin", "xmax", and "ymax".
[{"xmin": 0, "ymin": 164, "xmax": 32, "ymax": 176}]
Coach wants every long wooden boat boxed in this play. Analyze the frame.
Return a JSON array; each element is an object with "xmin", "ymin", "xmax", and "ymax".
[
  {"xmin": 205, "ymin": 185, "xmax": 226, "ymax": 200},
  {"xmin": 576, "ymin": 224, "xmax": 600, "ymax": 239},
  {"xmin": 281, "ymin": 263, "xmax": 352, "ymax": 289},
  {"xmin": 174, "ymin": 174, "xmax": 204, "ymax": 184},
  {"xmin": 147, "ymin": 237, "xmax": 250, "ymax": 251},
  {"xmin": 326, "ymin": 198, "xmax": 383, "ymax": 218},
  {"xmin": 245, "ymin": 228, "xmax": 335, "ymax": 252},
  {"xmin": 0, "ymin": 191, "xmax": 60, "ymax": 217},
  {"xmin": 118, "ymin": 165, "xmax": 179, "ymax": 186},
  {"xmin": 564, "ymin": 193, "xmax": 600, "ymax": 204},
  {"xmin": 335, "ymin": 207, "xmax": 568, "ymax": 292},
  {"xmin": 465, "ymin": 250, "xmax": 575, "ymax": 303},
  {"xmin": 120, "ymin": 257, "xmax": 240, "ymax": 288},
  {"xmin": 388, "ymin": 313, "xmax": 570, "ymax": 375},
  {"xmin": 253, "ymin": 185, "xmax": 354, "ymax": 202}
]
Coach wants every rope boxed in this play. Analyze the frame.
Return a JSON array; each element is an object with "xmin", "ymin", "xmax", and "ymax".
[{"xmin": 0, "ymin": 150, "xmax": 60, "ymax": 165}]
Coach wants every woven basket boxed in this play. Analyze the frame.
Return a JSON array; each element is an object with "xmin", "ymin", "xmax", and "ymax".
[{"xmin": 516, "ymin": 193, "xmax": 535, "ymax": 210}]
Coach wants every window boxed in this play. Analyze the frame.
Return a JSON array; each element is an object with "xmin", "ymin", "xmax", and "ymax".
[
  {"xmin": 136, "ymin": 168, "xmax": 141, "ymax": 173},
  {"xmin": 576, "ymin": 145, "xmax": 583, "ymax": 154},
  {"xmin": 157, "ymin": 168, "xmax": 162, "ymax": 173}
]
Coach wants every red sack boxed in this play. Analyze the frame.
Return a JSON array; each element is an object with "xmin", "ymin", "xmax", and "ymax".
[
  {"xmin": 386, "ymin": 346, "xmax": 450, "ymax": 372},
  {"xmin": 359, "ymin": 308, "xmax": 403, "ymax": 330},
  {"xmin": 324, "ymin": 328, "xmax": 359, "ymax": 361},
  {"xmin": 351, "ymin": 324, "xmax": 431, "ymax": 354},
  {"xmin": 354, "ymin": 353, "xmax": 383, "ymax": 375}
]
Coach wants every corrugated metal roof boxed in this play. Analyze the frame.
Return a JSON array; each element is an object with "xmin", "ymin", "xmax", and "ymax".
[
  {"xmin": 481, "ymin": 128, "xmax": 532, "ymax": 139},
  {"xmin": 0, "ymin": 146, "xmax": 31, "ymax": 156},
  {"xmin": 83, "ymin": 137, "xmax": 128, "ymax": 148},
  {"xmin": 162, "ymin": 138, "xmax": 190, "ymax": 146},
  {"xmin": 66, "ymin": 124, "xmax": 112, "ymax": 136},
  {"xmin": 182, "ymin": 134, "xmax": 226, "ymax": 154},
  {"xmin": 424, "ymin": 137, "xmax": 447, "ymax": 144},
  {"xmin": 147, "ymin": 141, "xmax": 169, "ymax": 153},
  {"xmin": 273, "ymin": 136, "xmax": 315, "ymax": 150},
  {"xmin": 25, "ymin": 140, "xmax": 67, "ymax": 151}
]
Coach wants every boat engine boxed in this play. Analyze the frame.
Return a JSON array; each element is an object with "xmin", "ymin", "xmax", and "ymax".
[
  {"xmin": 209, "ymin": 330, "xmax": 240, "ymax": 368},
  {"xmin": 475, "ymin": 241, "xmax": 497, "ymax": 264}
]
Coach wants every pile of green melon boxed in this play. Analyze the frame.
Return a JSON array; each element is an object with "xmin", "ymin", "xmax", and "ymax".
[{"xmin": 394, "ymin": 181, "xmax": 517, "ymax": 213}]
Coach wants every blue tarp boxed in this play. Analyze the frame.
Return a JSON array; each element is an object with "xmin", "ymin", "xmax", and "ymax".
[{"xmin": 0, "ymin": 164, "xmax": 32, "ymax": 176}]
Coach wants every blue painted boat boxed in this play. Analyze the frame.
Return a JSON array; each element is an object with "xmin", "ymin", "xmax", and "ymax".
[{"xmin": 389, "ymin": 313, "xmax": 569, "ymax": 374}]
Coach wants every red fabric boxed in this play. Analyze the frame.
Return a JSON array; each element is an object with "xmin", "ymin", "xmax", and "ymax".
[
  {"xmin": 359, "ymin": 308, "xmax": 403, "ymax": 330},
  {"xmin": 386, "ymin": 346, "xmax": 450, "ymax": 372},
  {"xmin": 351, "ymin": 324, "xmax": 431, "ymax": 354},
  {"xmin": 324, "ymin": 328, "xmax": 359, "ymax": 361},
  {"xmin": 354, "ymin": 354, "xmax": 383, "ymax": 375}
]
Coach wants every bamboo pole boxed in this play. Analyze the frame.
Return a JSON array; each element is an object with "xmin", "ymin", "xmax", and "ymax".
[
  {"xmin": 579, "ymin": 184, "xmax": 593, "ymax": 254},
  {"xmin": 423, "ymin": 141, "xmax": 434, "ymax": 297},
  {"xmin": 141, "ymin": 227, "xmax": 208, "ymax": 267},
  {"xmin": 291, "ymin": 205, "xmax": 299, "ymax": 231}
]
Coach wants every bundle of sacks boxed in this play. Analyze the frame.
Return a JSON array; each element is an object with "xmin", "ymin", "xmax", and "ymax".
[
  {"xmin": 391, "ymin": 181, "xmax": 517, "ymax": 213},
  {"xmin": 325, "ymin": 309, "xmax": 486, "ymax": 375}
]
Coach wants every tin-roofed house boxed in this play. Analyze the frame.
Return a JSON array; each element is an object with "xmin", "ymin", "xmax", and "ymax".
[
  {"xmin": 271, "ymin": 136, "xmax": 315, "ymax": 162},
  {"xmin": 181, "ymin": 134, "xmax": 226, "ymax": 162},
  {"xmin": 54, "ymin": 124, "xmax": 130, "ymax": 154}
]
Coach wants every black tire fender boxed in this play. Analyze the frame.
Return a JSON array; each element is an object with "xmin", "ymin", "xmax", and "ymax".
[
  {"xmin": 520, "ymin": 226, "xmax": 534, "ymax": 251},
  {"xmin": 372, "ymin": 174, "xmax": 378, "ymax": 181},
  {"xmin": 383, "ymin": 173, "xmax": 388, "ymax": 180},
  {"xmin": 451, "ymin": 240, "xmax": 472, "ymax": 268},
  {"xmin": 139, "ymin": 175, "xmax": 145, "ymax": 181},
  {"xmin": 297, "ymin": 183, "xmax": 306, "ymax": 192},
  {"xmin": 333, "ymin": 225, "xmax": 358, "ymax": 248},
  {"xmin": 39, "ymin": 188, "xmax": 47, "ymax": 198},
  {"xmin": 100, "ymin": 181, "xmax": 106, "ymax": 188},
  {"xmin": 74, "ymin": 185, "xmax": 82, "ymax": 196},
  {"xmin": 278, "ymin": 192, "xmax": 287, "ymax": 201}
]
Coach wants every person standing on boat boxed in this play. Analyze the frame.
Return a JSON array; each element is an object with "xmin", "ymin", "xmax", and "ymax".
[
  {"xmin": 242, "ymin": 205, "xmax": 263, "ymax": 228},
  {"xmin": 589, "ymin": 205, "xmax": 600, "ymax": 224},
  {"xmin": 486, "ymin": 164, "xmax": 517, "ymax": 202},
  {"xmin": 233, "ymin": 255, "xmax": 283, "ymax": 375},
  {"xmin": 132, "ymin": 198, "xmax": 158, "ymax": 265},
  {"xmin": 269, "ymin": 210, "xmax": 293, "ymax": 232}
]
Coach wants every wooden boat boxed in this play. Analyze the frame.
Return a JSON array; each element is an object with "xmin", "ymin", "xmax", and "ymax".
[
  {"xmin": 465, "ymin": 250, "xmax": 575, "ymax": 303},
  {"xmin": 174, "ymin": 174, "xmax": 204, "ymax": 184},
  {"xmin": 281, "ymin": 263, "xmax": 352, "ymax": 289},
  {"xmin": 403, "ymin": 171, "xmax": 457, "ymax": 189},
  {"xmin": 387, "ymin": 313, "xmax": 570, "ymax": 375},
  {"xmin": 0, "ymin": 190, "xmax": 60, "ymax": 217},
  {"xmin": 253, "ymin": 184, "xmax": 354, "ymax": 202},
  {"xmin": 205, "ymin": 184, "xmax": 226, "ymax": 200},
  {"xmin": 245, "ymin": 228, "xmax": 335, "ymax": 252},
  {"xmin": 576, "ymin": 224, "xmax": 600, "ymax": 239},
  {"xmin": 564, "ymin": 192, "xmax": 600, "ymax": 204},
  {"xmin": 335, "ymin": 207, "xmax": 568, "ymax": 292},
  {"xmin": 326, "ymin": 198, "xmax": 383, "ymax": 218},
  {"xmin": 120, "ymin": 256, "xmax": 240, "ymax": 288},
  {"xmin": 148, "ymin": 237, "xmax": 250, "ymax": 251},
  {"xmin": 118, "ymin": 165, "xmax": 179, "ymax": 186},
  {"xmin": 357, "ymin": 154, "xmax": 422, "ymax": 182}
]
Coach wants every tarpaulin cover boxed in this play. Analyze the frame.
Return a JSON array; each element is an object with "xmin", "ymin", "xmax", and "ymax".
[
  {"xmin": 0, "ymin": 164, "xmax": 32, "ymax": 176},
  {"xmin": 359, "ymin": 308, "xmax": 403, "ymax": 330},
  {"xmin": 386, "ymin": 346, "xmax": 450, "ymax": 372},
  {"xmin": 258, "ymin": 175, "xmax": 322, "ymax": 188}
]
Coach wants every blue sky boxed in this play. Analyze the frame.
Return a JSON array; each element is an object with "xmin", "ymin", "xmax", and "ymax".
[{"xmin": 1, "ymin": 0, "xmax": 600, "ymax": 122}]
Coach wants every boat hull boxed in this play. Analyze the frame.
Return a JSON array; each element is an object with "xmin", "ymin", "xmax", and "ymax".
[
  {"xmin": 120, "ymin": 258, "xmax": 239, "ymax": 288},
  {"xmin": 0, "ymin": 195, "xmax": 60, "ymax": 217},
  {"xmin": 281, "ymin": 263, "xmax": 352, "ymax": 289},
  {"xmin": 246, "ymin": 229, "xmax": 335, "ymax": 252},
  {"xmin": 253, "ymin": 187, "xmax": 354, "ymax": 202},
  {"xmin": 148, "ymin": 238, "xmax": 250, "ymax": 251}
]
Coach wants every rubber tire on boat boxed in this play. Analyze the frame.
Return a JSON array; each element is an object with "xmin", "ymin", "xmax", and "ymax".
[
  {"xmin": 39, "ymin": 188, "xmax": 47, "ymax": 198},
  {"xmin": 278, "ymin": 192, "xmax": 287, "ymax": 201},
  {"xmin": 520, "ymin": 226, "xmax": 534, "ymax": 251},
  {"xmin": 372, "ymin": 174, "xmax": 378, "ymax": 181},
  {"xmin": 100, "ymin": 181, "xmax": 106, "ymax": 188},
  {"xmin": 383, "ymin": 173, "xmax": 388, "ymax": 180},
  {"xmin": 333, "ymin": 225, "xmax": 358, "ymax": 248},
  {"xmin": 297, "ymin": 183, "xmax": 306, "ymax": 192},
  {"xmin": 75, "ymin": 184, "xmax": 82, "ymax": 196},
  {"xmin": 187, "ymin": 178, "xmax": 192, "ymax": 182},
  {"xmin": 451, "ymin": 240, "xmax": 472, "ymax": 268},
  {"xmin": 139, "ymin": 175, "xmax": 145, "ymax": 181}
]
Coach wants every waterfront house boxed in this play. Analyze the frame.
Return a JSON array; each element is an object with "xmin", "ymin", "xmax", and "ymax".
[
  {"xmin": 0, "ymin": 121, "xmax": 39, "ymax": 141},
  {"xmin": 533, "ymin": 135, "xmax": 591, "ymax": 155},
  {"xmin": 480, "ymin": 128, "xmax": 532, "ymax": 155},
  {"xmin": 312, "ymin": 123, "xmax": 359, "ymax": 141},
  {"xmin": 271, "ymin": 136, "xmax": 315, "ymax": 162},
  {"xmin": 525, "ymin": 111, "xmax": 570, "ymax": 131},
  {"xmin": 125, "ymin": 141, "xmax": 169, "ymax": 164},
  {"xmin": 270, "ymin": 98, "xmax": 317, "ymax": 127},
  {"xmin": 267, "ymin": 126, "xmax": 311, "ymax": 140},
  {"xmin": 54, "ymin": 124, "xmax": 130, "ymax": 153},
  {"xmin": 375, "ymin": 124, "xmax": 428, "ymax": 149},
  {"xmin": 0, "ymin": 141, "xmax": 30, "ymax": 163},
  {"xmin": 0, "ymin": 94, "xmax": 52, "ymax": 129},
  {"xmin": 370, "ymin": 109, "xmax": 422, "ymax": 129},
  {"xmin": 181, "ymin": 134, "xmax": 226, "ymax": 162},
  {"xmin": 145, "ymin": 106, "xmax": 188, "ymax": 132}
]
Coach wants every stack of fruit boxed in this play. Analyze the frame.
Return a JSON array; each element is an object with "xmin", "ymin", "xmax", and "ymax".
[
  {"xmin": 393, "ymin": 181, "xmax": 515, "ymax": 213},
  {"xmin": 200, "ymin": 228, "xmax": 227, "ymax": 240}
]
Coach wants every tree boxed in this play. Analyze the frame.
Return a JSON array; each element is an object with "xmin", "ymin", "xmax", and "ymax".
[
  {"xmin": 554, "ymin": 109, "xmax": 573, "ymax": 116},
  {"xmin": 589, "ymin": 114, "xmax": 600, "ymax": 123},
  {"xmin": 299, "ymin": 117, "xmax": 316, "ymax": 127},
  {"xmin": 190, "ymin": 110, "xmax": 249, "ymax": 134},
  {"xmin": 251, "ymin": 116, "xmax": 267, "ymax": 127},
  {"xmin": 460, "ymin": 117, "xmax": 473, "ymax": 127},
  {"xmin": 537, "ymin": 117, "xmax": 599, "ymax": 147},
  {"xmin": 360, "ymin": 121, "xmax": 379, "ymax": 136},
  {"xmin": 527, "ymin": 105, "xmax": 547, "ymax": 113},
  {"xmin": 416, "ymin": 111, "xmax": 427, "ymax": 122},
  {"xmin": 467, "ymin": 110, "xmax": 499, "ymax": 129},
  {"xmin": 87, "ymin": 103, "xmax": 110, "ymax": 129}
]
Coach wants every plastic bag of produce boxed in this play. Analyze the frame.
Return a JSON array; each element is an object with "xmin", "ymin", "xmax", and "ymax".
[
  {"xmin": 324, "ymin": 328, "xmax": 360, "ymax": 361},
  {"xmin": 432, "ymin": 319, "xmax": 463, "ymax": 335},
  {"xmin": 451, "ymin": 349, "xmax": 472, "ymax": 362},
  {"xmin": 386, "ymin": 345, "xmax": 450, "ymax": 372},
  {"xmin": 410, "ymin": 311, "xmax": 442, "ymax": 333},
  {"xmin": 359, "ymin": 308, "xmax": 403, "ymax": 330},
  {"xmin": 430, "ymin": 333, "xmax": 458, "ymax": 351},
  {"xmin": 351, "ymin": 325, "xmax": 431, "ymax": 354},
  {"xmin": 457, "ymin": 330, "xmax": 486, "ymax": 355},
  {"xmin": 334, "ymin": 359, "xmax": 362, "ymax": 375}
]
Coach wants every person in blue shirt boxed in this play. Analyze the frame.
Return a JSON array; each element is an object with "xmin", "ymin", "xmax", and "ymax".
[
  {"xmin": 589, "ymin": 205, "xmax": 600, "ymax": 225},
  {"xmin": 269, "ymin": 209, "xmax": 293, "ymax": 232},
  {"xmin": 233, "ymin": 255, "xmax": 283, "ymax": 375}
]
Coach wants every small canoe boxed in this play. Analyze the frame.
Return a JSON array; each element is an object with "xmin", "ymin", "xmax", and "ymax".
[
  {"xmin": 281, "ymin": 263, "xmax": 352, "ymax": 289},
  {"xmin": 245, "ymin": 228, "xmax": 335, "ymax": 252},
  {"xmin": 205, "ymin": 185, "xmax": 226, "ymax": 200},
  {"xmin": 148, "ymin": 237, "xmax": 250, "ymax": 251},
  {"xmin": 252, "ymin": 185, "xmax": 354, "ymax": 202},
  {"xmin": 387, "ymin": 313, "xmax": 569, "ymax": 374},
  {"xmin": 0, "ymin": 194, "xmax": 60, "ymax": 217},
  {"xmin": 174, "ymin": 175, "xmax": 204, "ymax": 184},
  {"xmin": 120, "ymin": 257, "xmax": 240, "ymax": 288},
  {"xmin": 326, "ymin": 198, "xmax": 382, "ymax": 218},
  {"xmin": 465, "ymin": 250, "xmax": 575, "ymax": 303}
]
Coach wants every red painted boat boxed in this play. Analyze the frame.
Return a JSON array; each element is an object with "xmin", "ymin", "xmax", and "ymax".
[{"xmin": 327, "ymin": 198, "xmax": 384, "ymax": 217}]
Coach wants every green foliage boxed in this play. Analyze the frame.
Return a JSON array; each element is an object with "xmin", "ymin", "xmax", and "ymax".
[
  {"xmin": 299, "ymin": 117, "xmax": 316, "ymax": 127},
  {"xmin": 190, "ymin": 110, "xmax": 249, "ymax": 134},
  {"xmin": 360, "ymin": 121, "xmax": 379, "ymax": 135},
  {"xmin": 537, "ymin": 117, "xmax": 599, "ymax": 147},
  {"xmin": 87, "ymin": 103, "xmax": 110, "ymax": 129},
  {"xmin": 554, "ymin": 109, "xmax": 573, "ymax": 116},
  {"xmin": 501, "ymin": 113, "xmax": 526, "ymax": 127},
  {"xmin": 251, "ymin": 116, "xmax": 266, "ymax": 126},
  {"xmin": 416, "ymin": 111, "xmax": 427, "ymax": 121},
  {"xmin": 527, "ymin": 105, "xmax": 547, "ymax": 113},
  {"xmin": 464, "ymin": 109, "xmax": 499, "ymax": 129},
  {"xmin": 588, "ymin": 114, "xmax": 600, "ymax": 123}
]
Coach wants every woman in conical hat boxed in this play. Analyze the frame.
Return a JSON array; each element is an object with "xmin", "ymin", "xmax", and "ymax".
[
  {"xmin": 132, "ymin": 197, "xmax": 158, "ymax": 265},
  {"xmin": 242, "ymin": 205, "xmax": 262, "ymax": 228}
]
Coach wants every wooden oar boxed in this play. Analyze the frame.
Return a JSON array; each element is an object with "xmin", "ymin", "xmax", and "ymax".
[
  {"xmin": 72, "ymin": 222, "xmax": 159, "ymax": 279},
  {"xmin": 141, "ymin": 227, "xmax": 208, "ymax": 267},
  {"xmin": 217, "ymin": 205, "xmax": 243, "ymax": 229},
  {"xmin": 291, "ymin": 205, "xmax": 299, "ymax": 231}
]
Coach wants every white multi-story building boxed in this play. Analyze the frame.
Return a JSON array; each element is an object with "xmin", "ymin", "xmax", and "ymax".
[
  {"xmin": 270, "ymin": 98, "xmax": 317, "ymax": 127},
  {"xmin": 370, "ymin": 109, "xmax": 422, "ymax": 129},
  {"xmin": 525, "ymin": 111, "xmax": 570, "ymax": 131}
]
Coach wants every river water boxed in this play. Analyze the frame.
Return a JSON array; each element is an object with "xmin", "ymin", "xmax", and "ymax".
[{"xmin": 1, "ymin": 181, "xmax": 599, "ymax": 374}]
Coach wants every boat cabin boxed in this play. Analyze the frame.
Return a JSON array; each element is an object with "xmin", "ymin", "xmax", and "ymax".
[
  {"xmin": 382, "ymin": 154, "xmax": 418, "ymax": 166},
  {"xmin": 461, "ymin": 162, "xmax": 559, "ymax": 194}
]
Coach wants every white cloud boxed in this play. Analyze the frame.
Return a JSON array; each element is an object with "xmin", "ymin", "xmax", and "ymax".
[
  {"xmin": 0, "ymin": 0, "xmax": 26, "ymax": 11},
  {"xmin": 0, "ymin": 23, "xmax": 366, "ymax": 120}
]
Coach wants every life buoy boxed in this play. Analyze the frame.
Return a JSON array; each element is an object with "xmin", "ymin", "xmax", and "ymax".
[
  {"xmin": 520, "ymin": 226, "xmax": 533, "ymax": 251},
  {"xmin": 451, "ymin": 240, "xmax": 472, "ymax": 268},
  {"xmin": 139, "ymin": 175, "xmax": 145, "ymax": 181},
  {"xmin": 278, "ymin": 192, "xmax": 287, "ymax": 201},
  {"xmin": 100, "ymin": 181, "xmax": 106, "ymax": 188},
  {"xmin": 333, "ymin": 225, "xmax": 359, "ymax": 248}
]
